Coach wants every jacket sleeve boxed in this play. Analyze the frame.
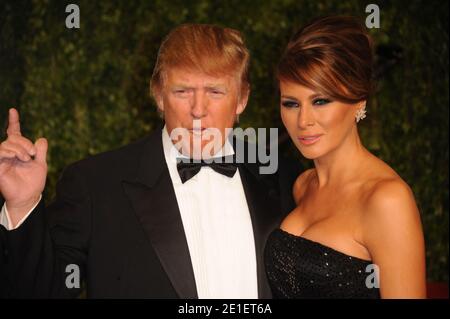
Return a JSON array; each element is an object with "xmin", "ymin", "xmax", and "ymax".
[{"xmin": 0, "ymin": 162, "xmax": 92, "ymax": 298}]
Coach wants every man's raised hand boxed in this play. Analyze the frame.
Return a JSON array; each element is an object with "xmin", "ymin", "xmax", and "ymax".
[{"xmin": 0, "ymin": 108, "xmax": 48, "ymax": 227}]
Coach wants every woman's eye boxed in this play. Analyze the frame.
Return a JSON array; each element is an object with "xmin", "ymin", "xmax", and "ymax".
[
  {"xmin": 313, "ymin": 98, "xmax": 331, "ymax": 106},
  {"xmin": 281, "ymin": 100, "xmax": 299, "ymax": 108}
]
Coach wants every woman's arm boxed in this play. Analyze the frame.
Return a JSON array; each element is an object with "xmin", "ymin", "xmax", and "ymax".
[{"xmin": 362, "ymin": 178, "xmax": 426, "ymax": 298}]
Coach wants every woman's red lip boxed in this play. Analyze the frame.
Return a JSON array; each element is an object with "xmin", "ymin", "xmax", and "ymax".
[{"xmin": 298, "ymin": 134, "xmax": 322, "ymax": 145}]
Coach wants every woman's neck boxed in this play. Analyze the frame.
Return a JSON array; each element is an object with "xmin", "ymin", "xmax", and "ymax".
[{"xmin": 313, "ymin": 127, "xmax": 368, "ymax": 188}]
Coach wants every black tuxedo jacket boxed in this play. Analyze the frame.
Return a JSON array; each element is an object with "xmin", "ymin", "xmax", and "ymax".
[{"xmin": 0, "ymin": 128, "xmax": 300, "ymax": 298}]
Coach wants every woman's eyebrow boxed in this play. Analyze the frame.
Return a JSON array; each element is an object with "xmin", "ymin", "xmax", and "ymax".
[
  {"xmin": 280, "ymin": 95, "xmax": 299, "ymax": 100},
  {"xmin": 308, "ymin": 93, "xmax": 324, "ymax": 100}
]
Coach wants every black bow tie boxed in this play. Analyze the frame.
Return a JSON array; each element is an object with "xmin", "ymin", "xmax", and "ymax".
[{"xmin": 176, "ymin": 155, "xmax": 238, "ymax": 183}]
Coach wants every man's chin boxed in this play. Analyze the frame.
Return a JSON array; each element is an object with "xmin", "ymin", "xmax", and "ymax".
[{"xmin": 180, "ymin": 139, "xmax": 226, "ymax": 159}]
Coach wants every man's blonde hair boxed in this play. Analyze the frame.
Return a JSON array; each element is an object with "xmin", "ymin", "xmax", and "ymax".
[{"xmin": 150, "ymin": 23, "xmax": 250, "ymax": 99}]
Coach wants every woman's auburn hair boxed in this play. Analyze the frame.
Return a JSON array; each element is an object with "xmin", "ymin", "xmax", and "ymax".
[{"xmin": 277, "ymin": 15, "xmax": 375, "ymax": 104}]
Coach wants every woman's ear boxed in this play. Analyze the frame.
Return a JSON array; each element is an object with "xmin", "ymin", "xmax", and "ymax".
[{"xmin": 360, "ymin": 100, "xmax": 367, "ymax": 109}]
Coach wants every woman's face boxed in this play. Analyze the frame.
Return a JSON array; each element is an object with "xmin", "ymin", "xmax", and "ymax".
[{"xmin": 279, "ymin": 80, "xmax": 362, "ymax": 160}]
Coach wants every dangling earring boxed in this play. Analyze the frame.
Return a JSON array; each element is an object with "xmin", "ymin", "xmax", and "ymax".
[
  {"xmin": 236, "ymin": 114, "xmax": 240, "ymax": 124},
  {"xmin": 355, "ymin": 105, "xmax": 367, "ymax": 123}
]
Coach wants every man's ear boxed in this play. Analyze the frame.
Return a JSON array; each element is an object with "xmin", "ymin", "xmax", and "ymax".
[
  {"xmin": 236, "ymin": 85, "xmax": 250, "ymax": 115},
  {"xmin": 158, "ymin": 97, "xmax": 164, "ymax": 112},
  {"xmin": 153, "ymin": 88, "xmax": 165, "ymax": 112}
]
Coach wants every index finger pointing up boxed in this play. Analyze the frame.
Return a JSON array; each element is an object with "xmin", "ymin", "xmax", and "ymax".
[{"xmin": 6, "ymin": 108, "xmax": 22, "ymax": 136}]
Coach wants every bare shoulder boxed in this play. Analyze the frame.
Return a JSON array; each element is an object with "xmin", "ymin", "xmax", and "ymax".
[
  {"xmin": 371, "ymin": 174, "xmax": 415, "ymax": 200},
  {"xmin": 359, "ymin": 153, "xmax": 417, "ymax": 215},
  {"xmin": 292, "ymin": 168, "xmax": 315, "ymax": 204},
  {"xmin": 359, "ymin": 166, "xmax": 426, "ymax": 298},
  {"xmin": 361, "ymin": 174, "xmax": 422, "ymax": 246},
  {"xmin": 365, "ymin": 176, "xmax": 418, "ymax": 219}
]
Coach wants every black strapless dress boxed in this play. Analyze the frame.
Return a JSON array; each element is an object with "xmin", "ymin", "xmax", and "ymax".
[{"xmin": 264, "ymin": 228, "xmax": 380, "ymax": 299}]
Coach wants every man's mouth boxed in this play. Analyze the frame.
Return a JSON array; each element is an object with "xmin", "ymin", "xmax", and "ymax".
[{"xmin": 189, "ymin": 127, "xmax": 208, "ymax": 136}]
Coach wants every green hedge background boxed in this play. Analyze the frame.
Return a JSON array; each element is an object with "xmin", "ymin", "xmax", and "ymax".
[{"xmin": 1, "ymin": 0, "xmax": 448, "ymax": 282}]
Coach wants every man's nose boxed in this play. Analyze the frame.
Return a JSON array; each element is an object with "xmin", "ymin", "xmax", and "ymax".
[{"xmin": 191, "ymin": 91, "xmax": 208, "ymax": 119}]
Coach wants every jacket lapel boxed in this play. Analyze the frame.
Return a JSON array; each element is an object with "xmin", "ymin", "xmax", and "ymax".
[{"xmin": 122, "ymin": 129, "xmax": 198, "ymax": 298}]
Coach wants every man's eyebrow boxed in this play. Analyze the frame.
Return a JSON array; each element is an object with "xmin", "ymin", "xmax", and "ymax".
[
  {"xmin": 205, "ymin": 84, "xmax": 227, "ymax": 90},
  {"xmin": 170, "ymin": 84, "xmax": 193, "ymax": 89},
  {"xmin": 170, "ymin": 84, "xmax": 228, "ymax": 90},
  {"xmin": 204, "ymin": 82, "xmax": 226, "ymax": 87}
]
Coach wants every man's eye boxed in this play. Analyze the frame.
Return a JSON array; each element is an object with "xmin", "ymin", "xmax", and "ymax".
[
  {"xmin": 173, "ymin": 89, "xmax": 190, "ymax": 97},
  {"xmin": 208, "ymin": 90, "xmax": 225, "ymax": 99},
  {"xmin": 281, "ymin": 101, "xmax": 299, "ymax": 108},
  {"xmin": 313, "ymin": 98, "xmax": 331, "ymax": 106}
]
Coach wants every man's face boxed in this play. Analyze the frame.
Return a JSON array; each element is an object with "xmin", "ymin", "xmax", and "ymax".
[{"xmin": 156, "ymin": 68, "xmax": 248, "ymax": 157}]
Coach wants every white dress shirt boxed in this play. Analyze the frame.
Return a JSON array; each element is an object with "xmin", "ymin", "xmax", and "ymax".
[
  {"xmin": 0, "ymin": 126, "xmax": 258, "ymax": 299},
  {"xmin": 0, "ymin": 194, "xmax": 41, "ymax": 230},
  {"xmin": 162, "ymin": 126, "xmax": 258, "ymax": 299}
]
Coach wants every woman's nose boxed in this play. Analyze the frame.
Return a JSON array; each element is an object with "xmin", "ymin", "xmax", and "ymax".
[{"xmin": 298, "ymin": 106, "xmax": 315, "ymax": 128}]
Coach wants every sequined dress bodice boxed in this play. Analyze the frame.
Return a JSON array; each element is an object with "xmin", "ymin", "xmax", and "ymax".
[{"xmin": 264, "ymin": 228, "xmax": 380, "ymax": 299}]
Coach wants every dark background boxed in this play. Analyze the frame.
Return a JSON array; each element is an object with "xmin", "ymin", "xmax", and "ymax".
[{"xmin": 0, "ymin": 0, "xmax": 448, "ymax": 283}]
